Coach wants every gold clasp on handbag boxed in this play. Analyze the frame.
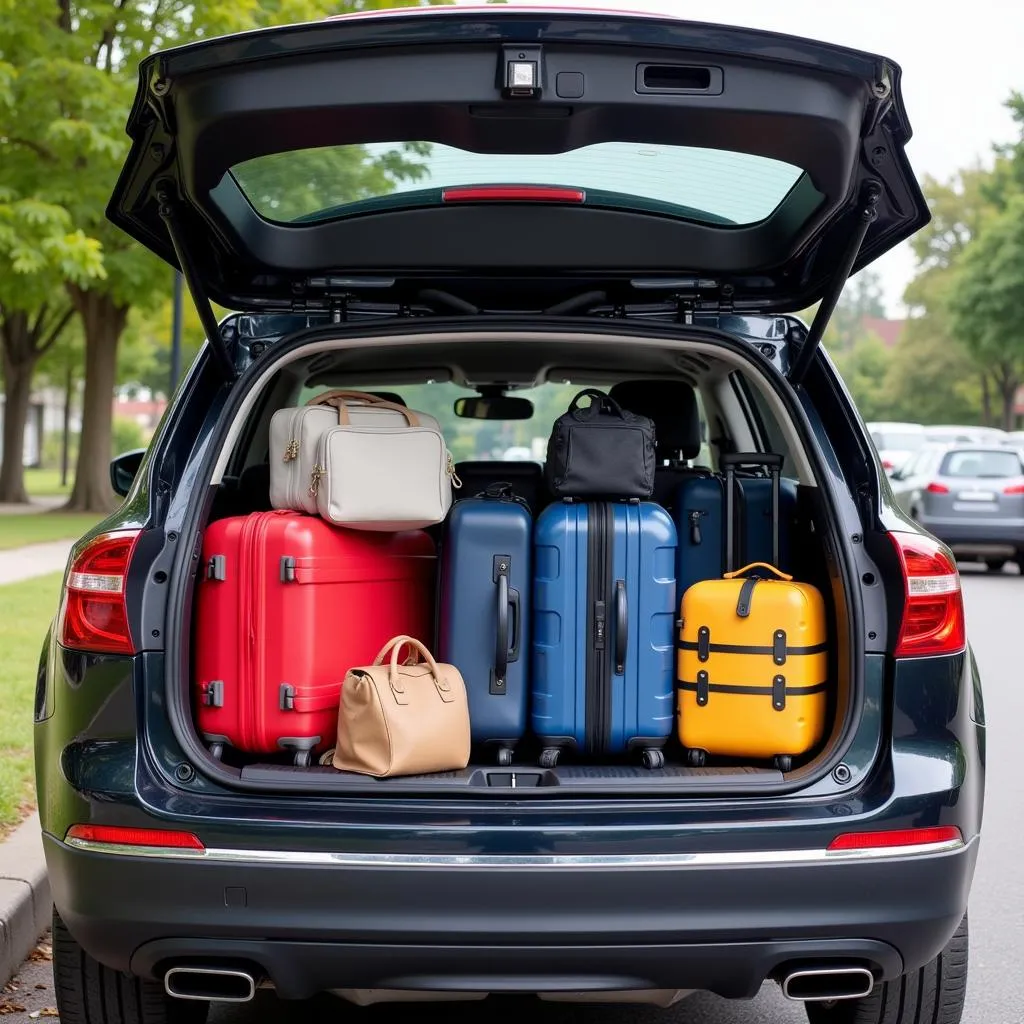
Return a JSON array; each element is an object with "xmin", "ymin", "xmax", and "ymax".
[
  {"xmin": 447, "ymin": 451, "xmax": 463, "ymax": 489},
  {"xmin": 283, "ymin": 439, "xmax": 300, "ymax": 461},
  {"xmin": 309, "ymin": 464, "xmax": 324, "ymax": 497}
]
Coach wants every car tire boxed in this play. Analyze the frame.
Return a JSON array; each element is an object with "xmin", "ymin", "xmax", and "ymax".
[
  {"xmin": 52, "ymin": 910, "xmax": 209, "ymax": 1024},
  {"xmin": 984, "ymin": 559, "xmax": 1005, "ymax": 573},
  {"xmin": 805, "ymin": 914, "xmax": 968, "ymax": 1024}
]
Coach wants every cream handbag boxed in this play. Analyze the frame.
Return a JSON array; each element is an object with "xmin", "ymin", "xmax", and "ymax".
[
  {"xmin": 332, "ymin": 636, "xmax": 471, "ymax": 778},
  {"xmin": 310, "ymin": 399, "xmax": 460, "ymax": 531},
  {"xmin": 268, "ymin": 391, "xmax": 429, "ymax": 515}
]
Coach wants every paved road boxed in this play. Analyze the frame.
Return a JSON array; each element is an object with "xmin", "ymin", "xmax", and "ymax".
[{"xmin": 5, "ymin": 562, "xmax": 1017, "ymax": 1023}]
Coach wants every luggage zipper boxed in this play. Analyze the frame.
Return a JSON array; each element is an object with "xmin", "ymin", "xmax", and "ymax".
[
  {"xmin": 285, "ymin": 408, "xmax": 301, "ymax": 508},
  {"xmin": 238, "ymin": 514, "xmax": 260, "ymax": 752},
  {"xmin": 585, "ymin": 503, "xmax": 613, "ymax": 755}
]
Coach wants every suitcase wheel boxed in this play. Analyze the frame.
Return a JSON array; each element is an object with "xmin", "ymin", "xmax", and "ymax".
[
  {"xmin": 686, "ymin": 748, "xmax": 708, "ymax": 768},
  {"xmin": 774, "ymin": 754, "xmax": 793, "ymax": 773},
  {"xmin": 641, "ymin": 749, "xmax": 665, "ymax": 770},
  {"xmin": 293, "ymin": 748, "xmax": 313, "ymax": 768},
  {"xmin": 496, "ymin": 747, "xmax": 514, "ymax": 767},
  {"xmin": 539, "ymin": 747, "xmax": 561, "ymax": 769},
  {"xmin": 208, "ymin": 742, "xmax": 225, "ymax": 762}
]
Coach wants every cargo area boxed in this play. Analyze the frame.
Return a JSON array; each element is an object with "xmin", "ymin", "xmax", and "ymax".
[{"xmin": 172, "ymin": 325, "xmax": 863, "ymax": 797}]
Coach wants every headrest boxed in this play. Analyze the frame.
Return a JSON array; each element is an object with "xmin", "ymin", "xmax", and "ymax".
[{"xmin": 608, "ymin": 380, "xmax": 702, "ymax": 460}]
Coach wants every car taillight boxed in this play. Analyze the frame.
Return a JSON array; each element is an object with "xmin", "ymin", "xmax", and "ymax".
[
  {"xmin": 1003, "ymin": 483, "xmax": 1024, "ymax": 495},
  {"xmin": 441, "ymin": 185, "xmax": 586, "ymax": 203},
  {"xmin": 881, "ymin": 458, "xmax": 894, "ymax": 470},
  {"xmin": 65, "ymin": 824, "xmax": 205, "ymax": 850},
  {"xmin": 926, "ymin": 482, "xmax": 950, "ymax": 494},
  {"xmin": 827, "ymin": 825, "xmax": 962, "ymax": 852},
  {"xmin": 58, "ymin": 530, "xmax": 142, "ymax": 655},
  {"xmin": 889, "ymin": 532, "xmax": 965, "ymax": 658}
]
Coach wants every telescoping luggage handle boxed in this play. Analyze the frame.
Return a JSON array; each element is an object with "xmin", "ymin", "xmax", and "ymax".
[
  {"xmin": 720, "ymin": 452, "xmax": 784, "ymax": 573},
  {"xmin": 491, "ymin": 555, "xmax": 522, "ymax": 696}
]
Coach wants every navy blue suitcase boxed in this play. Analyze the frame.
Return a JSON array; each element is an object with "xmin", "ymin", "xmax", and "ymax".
[
  {"xmin": 675, "ymin": 453, "xmax": 797, "ymax": 596},
  {"xmin": 437, "ymin": 487, "xmax": 531, "ymax": 765},
  {"xmin": 531, "ymin": 500, "xmax": 678, "ymax": 769}
]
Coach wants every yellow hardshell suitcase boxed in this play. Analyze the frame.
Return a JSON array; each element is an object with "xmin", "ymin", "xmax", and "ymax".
[{"xmin": 676, "ymin": 456, "xmax": 828, "ymax": 771}]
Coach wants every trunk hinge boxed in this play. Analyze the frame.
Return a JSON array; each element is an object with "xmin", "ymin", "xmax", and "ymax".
[
  {"xmin": 788, "ymin": 182, "xmax": 882, "ymax": 387},
  {"xmin": 156, "ymin": 189, "xmax": 236, "ymax": 381}
]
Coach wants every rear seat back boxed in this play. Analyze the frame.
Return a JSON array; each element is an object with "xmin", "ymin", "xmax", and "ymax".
[
  {"xmin": 454, "ymin": 460, "xmax": 546, "ymax": 513},
  {"xmin": 608, "ymin": 380, "xmax": 708, "ymax": 510}
]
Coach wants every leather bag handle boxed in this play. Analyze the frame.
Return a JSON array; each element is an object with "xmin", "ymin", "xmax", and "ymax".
[
  {"xmin": 306, "ymin": 389, "xmax": 420, "ymax": 428},
  {"xmin": 372, "ymin": 635, "xmax": 453, "ymax": 703}
]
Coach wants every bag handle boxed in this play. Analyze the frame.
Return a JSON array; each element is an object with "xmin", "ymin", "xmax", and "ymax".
[
  {"xmin": 723, "ymin": 562, "xmax": 793, "ymax": 582},
  {"xmin": 371, "ymin": 635, "xmax": 454, "ymax": 702},
  {"xmin": 567, "ymin": 388, "xmax": 626, "ymax": 422},
  {"xmin": 307, "ymin": 389, "xmax": 420, "ymax": 428}
]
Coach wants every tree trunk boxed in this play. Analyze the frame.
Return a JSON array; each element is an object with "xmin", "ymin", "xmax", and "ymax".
[
  {"xmin": 0, "ymin": 359, "xmax": 34, "ymax": 505},
  {"xmin": 980, "ymin": 373, "xmax": 992, "ymax": 427},
  {"xmin": 998, "ymin": 370, "xmax": 1020, "ymax": 432},
  {"xmin": 63, "ymin": 288, "xmax": 129, "ymax": 513}
]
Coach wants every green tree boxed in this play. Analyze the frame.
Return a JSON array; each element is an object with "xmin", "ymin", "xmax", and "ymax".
[
  {"xmin": 0, "ymin": 192, "xmax": 103, "ymax": 502},
  {"xmin": 0, "ymin": 0, "xmax": 453, "ymax": 513},
  {"xmin": 830, "ymin": 331, "xmax": 893, "ymax": 421},
  {"xmin": 948, "ymin": 192, "xmax": 1024, "ymax": 430}
]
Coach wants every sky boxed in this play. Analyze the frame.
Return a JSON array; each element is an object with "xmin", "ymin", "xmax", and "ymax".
[{"xmin": 454, "ymin": 0, "xmax": 1024, "ymax": 315}]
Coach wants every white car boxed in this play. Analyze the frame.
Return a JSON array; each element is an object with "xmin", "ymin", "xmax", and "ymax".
[{"xmin": 866, "ymin": 421, "xmax": 925, "ymax": 475}]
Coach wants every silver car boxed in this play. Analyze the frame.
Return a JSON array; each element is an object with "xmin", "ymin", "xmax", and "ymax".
[{"xmin": 890, "ymin": 443, "xmax": 1024, "ymax": 571}]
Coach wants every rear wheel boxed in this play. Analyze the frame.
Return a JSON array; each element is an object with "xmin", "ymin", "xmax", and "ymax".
[
  {"xmin": 805, "ymin": 914, "xmax": 968, "ymax": 1024},
  {"xmin": 984, "ymin": 558, "xmax": 1005, "ymax": 573},
  {"xmin": 53, "ymin": 910, "xmax": 209, "ymax": 1024}
]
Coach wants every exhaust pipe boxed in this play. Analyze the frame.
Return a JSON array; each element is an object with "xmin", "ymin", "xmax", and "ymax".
[
  {"xmin": 164, "ymin": 966, "xmax": 257, "ymax": 1003},
  {"xmin": 781, "ymin": 966, "xmax": 874, "ymax": 1002}
]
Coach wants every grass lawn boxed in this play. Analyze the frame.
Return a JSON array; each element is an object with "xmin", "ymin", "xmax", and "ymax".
[
  {"xmin": 0, "ymin": 512, "xmax": 100, "ymax": 550},
  {"xmin": 24, "ymin": 468, "xmax": 73, "ymax": 498},
  {"xmin": 0, "ymin": 573, "xmax": 61, "ymax": 826}
]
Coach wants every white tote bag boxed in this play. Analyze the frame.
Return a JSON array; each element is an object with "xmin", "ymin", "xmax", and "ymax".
[
  {"xmin": 310, "ymin": 399, "xmax": 460, "ymax": 531},
  {"xmin": 268, "ymin": 391, "xmax": 436, "ymax": 514}
]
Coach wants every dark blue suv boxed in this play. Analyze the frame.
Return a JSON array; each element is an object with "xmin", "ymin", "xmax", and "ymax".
[{"xmin": 35, "ymin": 8, "xmax": 983, "ymax": 1024}]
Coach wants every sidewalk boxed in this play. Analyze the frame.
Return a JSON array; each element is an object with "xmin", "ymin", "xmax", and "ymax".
[
  {"xmin": 0, "ymin": 814, "xmax": 51, "ymax": 986},
  {"xmin": 0, "ymin": 498, "xmax": 65, "ymax": 515},
  {"xmin": 0, "ymin": 542, "xmax": 73, "ymax": 586}
]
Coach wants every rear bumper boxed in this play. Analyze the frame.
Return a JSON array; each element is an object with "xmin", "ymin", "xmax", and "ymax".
[{"xmin": 45, "ymin": 832, "xmax": 977, "ymax": 1000}]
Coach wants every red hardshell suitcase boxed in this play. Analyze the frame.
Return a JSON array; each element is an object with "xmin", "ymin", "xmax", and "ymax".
[{"xmin": 194, "ymin": 510, "xmax": 436, "ymax": 764}]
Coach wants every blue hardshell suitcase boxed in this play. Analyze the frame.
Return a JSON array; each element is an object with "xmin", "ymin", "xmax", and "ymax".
[
  {"xmin": 531, "ymin": 500, "xmax": 678, "ymax": 769},
  {"xmin": 437, "ymin": 488, "xmax": 531, "ymax": 765},
  {"xmin": 675, "ymin": 453, "xmax": 797, "ymax": 596}
]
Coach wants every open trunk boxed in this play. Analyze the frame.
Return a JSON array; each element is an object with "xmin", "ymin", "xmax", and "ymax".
[{"xmin": 167, "ymin": 316, "xmax": 864, "ymax": 798}]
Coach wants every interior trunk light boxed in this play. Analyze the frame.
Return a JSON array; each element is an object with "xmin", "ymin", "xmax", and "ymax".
[
  {"xmin": 827, "ymin": 825, "xmax": 962, "ymax": 852},
  {"xmin": 888, "ymin": 532, "xmax": 965, "ymax": 658},
  {"xmin": 65, "ymin": 824, "xmax": 205, "ymax": 850}
]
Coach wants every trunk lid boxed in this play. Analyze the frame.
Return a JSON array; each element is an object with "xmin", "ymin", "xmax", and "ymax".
[{"xmin": 108, "ymin": 6, "xmax": 928, "ymax": 316}]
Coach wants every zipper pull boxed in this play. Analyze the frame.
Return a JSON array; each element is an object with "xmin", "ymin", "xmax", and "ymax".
[
  {"xmin": 594, "ymin": 600, "xmax": 606, "ymax": 649},
  {"xmin": 283, "ymin": 439, "xmax": 299, "ymax": 462},
  {"xmin": 309, "ymin": 464, "xmax": 324, "ymax": 497},
  {"xmin": 447, "ymin": 451, "xmax": 463, "ymax": 489},
  {"xmin": 688, "ymin": 509, "xmax": 706, "ymax": 545}
]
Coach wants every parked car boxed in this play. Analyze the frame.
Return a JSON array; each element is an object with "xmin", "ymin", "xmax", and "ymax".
[
  {"xmin": 925, "ymin": 424, "xmax": 1007, "ymax": 445},
  {"xmin": 36, "ymin": 9, "xmax": 982, "ymax": 1024},
  {"xmin": 866, "ymin": 421, "xmax": 926, "ymax": 475},
  {"xmin": 891, "ymin": 442, "xmax": 1024, "ymax": 571}
]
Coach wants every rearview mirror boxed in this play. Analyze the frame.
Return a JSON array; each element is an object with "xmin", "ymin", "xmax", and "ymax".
[
  {"xmin": 454, "ymin": 396, "xmax": 534, "ymax": 420},
  {"xmin": 110, "ymin": 448, "xmax": 146, "ymax": 497}
]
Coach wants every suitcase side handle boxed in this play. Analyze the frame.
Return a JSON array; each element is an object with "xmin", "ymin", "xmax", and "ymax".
[
  {"xmin": 614, "ymin": 579, "xmax": 628, "ymax": 676},
  {"xmin": 723, "ymin": 562, "xmax": 793, "ymax": 582},
  {"xmin": 491, "ymin": 555, "xmax": 518, "ymax": 695}
]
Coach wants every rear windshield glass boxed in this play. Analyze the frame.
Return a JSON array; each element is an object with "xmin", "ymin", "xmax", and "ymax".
[
  {"xmin": 230, "ymin": 141, "xmax": 805, "ymax": 226},
  {"xmin": 871, "ymin": 431, "xmax": 924, "ymax": 451},
  {"xmin": 939, "ymin": 450, "xmax": 1023, "ymax": 478}
]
